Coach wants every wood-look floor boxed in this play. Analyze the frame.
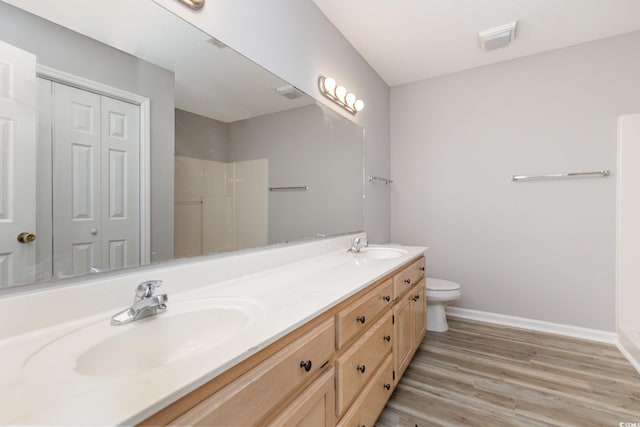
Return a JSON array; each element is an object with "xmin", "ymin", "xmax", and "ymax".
[{"xmin": 376, "ymin": 317, "xmax": 640, "ymax": 427}]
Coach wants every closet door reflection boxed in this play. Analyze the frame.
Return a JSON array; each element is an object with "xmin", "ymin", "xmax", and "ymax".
[
  {"xmin": 41, "ymin": 80, "xmax": 140, "ymax": 279},
  {"xmin": 0, "ymin": 41, "xmax": 36, "ymax": 288}
]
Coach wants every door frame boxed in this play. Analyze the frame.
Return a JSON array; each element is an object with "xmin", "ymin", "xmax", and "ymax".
[{"xmin": 37, "ymin": 64, "xmax": 151, "ymax": 265}]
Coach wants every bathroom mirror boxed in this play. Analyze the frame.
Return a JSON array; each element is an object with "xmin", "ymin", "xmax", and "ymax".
[{"xmin": 0, "ymin": 0, "xmax": 364, "ymax": 291}]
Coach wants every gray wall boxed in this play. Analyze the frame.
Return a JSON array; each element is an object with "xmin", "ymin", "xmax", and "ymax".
[
  {"xmin": 0, "ymin": 2, "xmax": 176, "ymax": 263},
  {"xmin": 229, "ymin": 104, "xmax": 364, "ymax": 244},
  {"xmin": 154, "ymin": 0, "xmax": 391, "ymax": 244},
  {"xmin": 391, "ymin": 32, "xmax": 640, "ymax": 331},
  {"xmin": 175, "ymin": 109, "xmax": 229, "ymax": 162}
]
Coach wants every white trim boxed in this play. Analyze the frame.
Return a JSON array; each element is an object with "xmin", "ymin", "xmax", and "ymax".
[
  {"xmin": 617, "ymin": 328, "xmax": 640, "ymax": 375},
  {"xmin": 446, "ymin": 307, "xmax": 617, "ymax": 344},
  {"xmin": 36, "ymin": 64, "xmax": 151, "ymax": 265},
  {"xmin": 617, "ymin": 341, "xmax": 640, "ymax": 375}
]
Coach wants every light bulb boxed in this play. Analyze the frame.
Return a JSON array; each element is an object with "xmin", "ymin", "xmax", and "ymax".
[
  {"xmin": 335, "ymin": 86, "xmax": 347, "ymax": 102},
  {"xmin": 322, "ymin": 77, "xmax": 336, "ymax": 94},
  {"xmin": 354, "ymin": 99, "xmax": 365, "ymax": 112},
  {"xmin": 345, "ymin": 93, "xmax": 356, "ymax": 108}
]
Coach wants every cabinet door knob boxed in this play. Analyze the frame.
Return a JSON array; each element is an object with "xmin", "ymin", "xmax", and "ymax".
[
  {"xmin": 412, "ymin": 294, "xmax": 420, "ymax": 301},
  {"xmin": 383, "ymin": 295, "xmax": 391, "ymax": 302},
  {"xmin": 404, "ymin": 278, "xmax": 411, "ymax": 285},
  {"xmin": 357, "ymin": 315, "xmax": 366, "ymax": 324},
  {"xmin": 383, "ymin": 383, "xmax": 391, "ymax": 390},
  {"xmin": 419, "ymin": 266, "xmax": 425, "ymax": 272},
  {"xmin": 357, "ymin": 364, "xmax": 366, "ymax": 373},
  {"xmin": 299, "ymin": 360, "xmax": 312, "ymax": 372},
  {"xmin": 383, "ymin": 335, "xmax": 391, "ymax": 342}
]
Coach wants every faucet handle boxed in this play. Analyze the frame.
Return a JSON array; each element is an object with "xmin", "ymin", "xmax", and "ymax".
[{"xmin": 135, "ymin": 280, "xmax": 163, "ymax": 299}]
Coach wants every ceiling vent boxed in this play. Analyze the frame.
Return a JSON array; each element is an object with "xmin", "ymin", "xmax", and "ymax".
[
  {"xmin": 478, "ymin": 21, "xmax": 517, "ymax": 51},
  {"xmin": 276, "ymin": 85, "xmax": 304, "ymax": 100}
]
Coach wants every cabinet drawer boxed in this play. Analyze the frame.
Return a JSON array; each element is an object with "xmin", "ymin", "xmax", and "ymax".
[
  {"xmin": 336, "ymin": 278, "xmax": 393, "ymax": 349},
  {"xmin": 172, "ymin": 318, "xmax": 335, "ymax": 426},
  {"xmin": 267, "ymin": 367, "xmax": 335, "ymax": 427},
  {"xmin": 393, "ymin": 256, "xmax": 425, "ymax": 300},
  {"xmin": 335, "ymin": 311, "xmax": 393, "ymax": 416},
  {"xmin": 337, "ymin": 354, "xmax": 394, "ymax": 427}
]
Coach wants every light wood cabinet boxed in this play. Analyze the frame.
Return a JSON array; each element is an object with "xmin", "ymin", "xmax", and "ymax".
[
  {"xmin": 171, "ymin": 318, "xmax": 335, "ymax": 426},
  {"xmin": 335, "ymin": 311, "xmax": 393, "ymax": 416},
  {"xmin": 393, "ymin": 278, "xmax": 427, "ymax": 385},
  {"xmin": 336, "ymin": 278, "xmax": 393, "ymax": 350},
  {"xmin": 392, "ymin": 256, "xmax": 425, "ymax": 300},
  {"xmin": 392, "ymin": 293, "xmax": 413, "ymax": 383},
  {"xmin": 268, "ymin": 367, "xmax": 335, "ymax": 427},
  {"xmin": 336, "ymin": 354, "xmax": 394, "ymax": 427},
  {"xmin": 142, "ymin": 255, "xmax": 426, "ymax": 427},
  {"xmin": 412, "ymin": 281, "xmax": 427, "ymax": 345}
]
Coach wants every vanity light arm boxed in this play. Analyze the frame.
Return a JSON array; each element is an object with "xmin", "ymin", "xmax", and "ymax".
[{"xmin": 176, "ymin": 0, "xmax": 205, "ymax": 10}]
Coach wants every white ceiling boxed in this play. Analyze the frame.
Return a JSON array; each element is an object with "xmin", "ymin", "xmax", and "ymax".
[
  {"xmin": 3, "ymin": 0, "xmax": 313, "ymax": 122},
  {"xmin": 312, "ymin": 0, "xmax": 640, "ymax": 87}
]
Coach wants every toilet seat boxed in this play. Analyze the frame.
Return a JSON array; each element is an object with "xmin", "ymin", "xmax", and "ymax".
[{"xmin": 426, "ymin": 278, "xmax": 460, "ymax": 291}]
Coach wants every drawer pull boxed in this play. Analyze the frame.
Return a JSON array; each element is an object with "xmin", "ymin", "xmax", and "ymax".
[
  {"xmin": 357, "ymin": 315, "xmax": 366, "ymax": 324},
  {"xmin": 412, "ymin": 294, "xmax": 420, "ymax": 301},
  {"xmin": 383, "ymin": 383, "xmax": 391, "ymax": 390},
  {"xmin": 404, "ymin": 278, "xmax": 411, "ymax": 285},
  {"xmin": 357, "ymin": 364, "xmax": 366, "ymax": 373},
  {"xmin": 383, "ymin": 295, "xmax": 391, "ymax": 302},
  {"xmin": 419, "ymin": 266, "xmax": 425, "ymax": 271},
  {"xmin": 383, "ymin": 335, "xmax": 391, "ymax": 342},
  {"xmin": 299, "ymin": 360, "xmax": 312, "ymax": 372}
]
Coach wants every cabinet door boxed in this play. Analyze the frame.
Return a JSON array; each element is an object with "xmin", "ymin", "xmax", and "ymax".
[
  {"xmin": 268, "ymin": 368, "xmax": 335, "ymax": 427},
  {"xmin": 412, "ymin": 283, "xmax": 427, "ymax": 347},
  {"xmin": 393, "ymin": 295, "xmax": 413, "ymax": 384}
]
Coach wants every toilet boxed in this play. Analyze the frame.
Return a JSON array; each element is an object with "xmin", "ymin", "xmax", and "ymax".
[{"xmin": 425, "ymin": 277, "xmax": 461, "ymax": 332}]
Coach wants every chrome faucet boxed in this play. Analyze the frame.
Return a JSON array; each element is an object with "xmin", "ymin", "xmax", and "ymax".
[
  {"xmin": 111, "ymin": 280, "xmax": 168, "ymax": 325},
  {"xmin": 348, "ymin": 235, "xmax": 368, "ymax": 253}
]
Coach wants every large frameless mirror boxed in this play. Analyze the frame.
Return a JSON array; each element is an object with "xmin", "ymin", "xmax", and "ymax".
[{"xmin": 0, "ymin": 0, "xmax": 364, "ymax": 291}]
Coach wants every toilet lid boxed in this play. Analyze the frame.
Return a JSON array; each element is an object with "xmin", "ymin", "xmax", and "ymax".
[{"xmin": 426, "ymin": 278, "xmax": 460, "ymax": 291}]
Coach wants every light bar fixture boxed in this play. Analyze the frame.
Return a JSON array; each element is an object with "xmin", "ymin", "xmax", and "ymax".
[{"xmin": 318, "ymin": 76, "xmax": 364, "ymax": 115}]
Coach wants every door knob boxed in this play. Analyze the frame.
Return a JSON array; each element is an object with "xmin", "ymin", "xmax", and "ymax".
[
  {"xmin": 17, "ymin": 232, "xmax": 36, "ymax": 243},
  {"xmin": 90, "ymin": 228, "xmax": 98, "ymax": 235}
]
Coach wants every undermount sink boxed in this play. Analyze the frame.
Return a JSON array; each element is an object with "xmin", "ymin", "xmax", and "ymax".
[
  {"xmin": 23, "ymin": 297, "xmax": 265, "ymax": 378},
  {"xmin": 356, "ymin": 247, "xmax": 408, "ymax": 259}
]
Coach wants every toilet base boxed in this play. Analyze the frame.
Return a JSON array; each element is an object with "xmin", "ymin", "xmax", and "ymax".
[{"xmin": 427, "ymin": 303, "xmax": 449, "ymax": 332}]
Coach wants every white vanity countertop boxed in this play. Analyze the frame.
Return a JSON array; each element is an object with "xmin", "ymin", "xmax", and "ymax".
[{"xmin": 0, "ymin": 240, "xmax": 426, "ymax": 426}]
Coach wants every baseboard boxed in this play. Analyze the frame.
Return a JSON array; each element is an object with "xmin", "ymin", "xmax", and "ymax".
[
  {"xmin": 446, "ymin": 307, "xmax": 617, "ymax": 344},
  {"xmin": 617, "ymin": 329, "xmax": 640, "ymax": 375}
]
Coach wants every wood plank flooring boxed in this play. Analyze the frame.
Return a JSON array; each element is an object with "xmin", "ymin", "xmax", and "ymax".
[{"xmin": 376, "ymin": 317, "xmax": 640, "ymax": 427}]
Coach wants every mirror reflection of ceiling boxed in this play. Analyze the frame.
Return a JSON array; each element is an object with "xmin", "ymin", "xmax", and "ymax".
[{"xmin": 4, "ymin": 0, "xmax": 314, "ymax": 122}]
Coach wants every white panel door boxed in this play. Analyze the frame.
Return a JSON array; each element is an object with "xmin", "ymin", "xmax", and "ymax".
[
  {"xmin": 0, "ymin": 40, "xmax": 36, "ymax": 287},
  {"xmin": 100, "ymin": 96, "xmax": 139, "ymax": 270},
  {"xmin": 52, "ymin": 82, "xmax": 101, "ymax": 277}
]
